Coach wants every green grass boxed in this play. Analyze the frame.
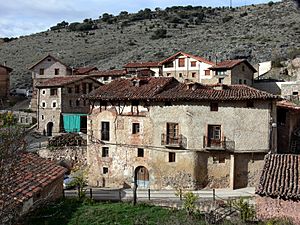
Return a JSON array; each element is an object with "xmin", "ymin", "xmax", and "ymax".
[{"xmin": 22, "ymin": 199, "xmax": 207, "ymax": 225}]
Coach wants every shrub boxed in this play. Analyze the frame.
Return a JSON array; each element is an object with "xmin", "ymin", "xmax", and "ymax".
[
  {"xmin": 151, "ymin": 28, "xmax": 167, "ymax": 39},
  {"xmin": 268, "ymin": 1, "xmax": 274, "ymax": 6},
  {"xmin": 222, "ymin": 15, "xmax": 233, "ymax": 23},
  {"xmin": 182, "ymin": 192, "xmax": 199, "ymax": 215},
  {"xmin": 232, "ymin": 197, "xmax": 255, "ymax": 222}
]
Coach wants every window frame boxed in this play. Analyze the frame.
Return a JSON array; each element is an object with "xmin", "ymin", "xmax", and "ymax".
[
  {"xmin": 132, "ymin": 123, "xmax": 140, "ymax": 134},
  {"xmin": 169, "ymin": 152, "xmax": 176, "ymax": 162},
  {"xmin": 102, "ymin": 147, "xmax": 109, "ymax": 157},
  {"xmin": 137, "ymin": 148, "xmax": 144, "ymax": 157},
  {"xmin": 210, "ymin": 102, "xmax": 219, "ymax": 112}
]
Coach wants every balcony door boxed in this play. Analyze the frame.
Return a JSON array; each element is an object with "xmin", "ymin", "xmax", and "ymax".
[
  {"xmin": 167, "ymin": 123, "xmax": 179, "ymax": 145},
  {"xmin": 208, "ymin": 125, "xmax": 221, "ymax": 147},
  {"xmin": 101, "ymin": 121, "xmax": 110, "ymax": 141}
]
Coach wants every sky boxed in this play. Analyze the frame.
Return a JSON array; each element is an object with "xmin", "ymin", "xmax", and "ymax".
[{"xmin": 0, "ymin": 0, "xmax": 281, "ymax": 37}]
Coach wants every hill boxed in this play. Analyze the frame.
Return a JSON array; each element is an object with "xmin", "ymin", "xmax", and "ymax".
[{"xmin": 0, "ymin": 0, "xmax": 299, "ymax": 89}]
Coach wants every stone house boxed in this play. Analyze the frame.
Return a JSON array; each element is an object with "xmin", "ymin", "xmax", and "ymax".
[
  {"xmin": 208, "ymin": 59, "xmax": 256, "ymax": 86},
  {"xmin": 36, "ymin": 76, "xmax": 102, "ymax": 136},
  {"xmin": 256, "ymin": 154, "xmax": 300, "ymax": 225},
  {"xmin": 160, "ymin": 51, "xmax": 215, "ymax": 83},
  {"xmin": 0, "ymin": 152, "xmax": 66, "ymax": 224},
  {"xmin": 124, "ymin": 62, "xmax": 162, "ymax": 77},
  {"xmin": 0, "ymin": 64, "xmax": 12, "ymax": 99},
  {"xmin": 86, "ymin": 77, "xmax": 278, "ymax": 190}
]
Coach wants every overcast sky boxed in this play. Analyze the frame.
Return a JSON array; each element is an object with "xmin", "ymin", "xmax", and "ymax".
[{"xmin": 0, "ymin": 0, "xmax": 281, "ymax": 37}]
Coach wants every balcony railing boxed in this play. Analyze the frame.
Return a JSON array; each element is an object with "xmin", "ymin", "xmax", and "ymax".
[
  {"xmin": 203, "ymin": 136, "xmax": 235, "ymax": 151},
  {"xmin": 161, "ymin": 134, "xmax": 187, "ymax": 149}
]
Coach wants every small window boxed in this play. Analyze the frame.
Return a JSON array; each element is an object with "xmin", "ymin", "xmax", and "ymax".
[
  {"xmin": 42, "ymin": 90, "xmax": 46, "ymax": 95},
  {"xmin": 192, "ymin": 72, "xmax": 196, "ymax": 78},
  {"xmin": 190, "ymin": 61, "xmax": 196, "ymax": 67},
  {"xmin": 75, "ymin": 85, "xmax": 80, "ymax": 93},
  {"xmin": 52, "ymin": 102, "xmax": 56, "ymax": 108},
  {"xmin": 179, "ymin": 73, "xmax": 183, "ymax": 78},
  {"xmin": 41, "ymin": 102, "xmax": 46, "ymax": 108},
  {"xmin": 39, "ymin": 68, "xmax": 44, "ymax": 75},
  {"xmin": 247, "ymin": 101, "xmax": 254, "ymax": 108},
  {"xmin": 169, "ymin": 152, "xmax": 176, "ymax": 162},
  {"xmin": 178, "ymin": 58, "xmax": 185, "ymax": 67},
  {"xmin": 213, "ymin": 155, "xmax": 225, "ymax": 164},
  {"xmin": 54, "ymin": 68, "xmax": 59, "ymax": 75},
  {"xmin": 205, "ymin": 70, "xmax": 210, "ymax": 76},
  {"xmin": 132, "ymin": 123, "xmax": 140, "ymax": 134},
  {"xmin": 218, "ymin": 78, "xmax": 224, "ymax": 84},
  {"xmin": 69, "ymin": 100, "xmax": 72, "ymax": 107},
  {"xmin": 165, "ymin": 62, "xmax": 174, "ymax": 68},
  {"xmin": 103, "ymin": 167, "xmax": 108, "ymax": 174},
  {"xmin": 239, "ymin": 79, "xmax": 242, "ymax": 84},
  {"xmin": 293, "ymin": 91, "xmax": 298, "ymax": 95},
  {"xmin": 47, "ymin": 58, "xmax": 51, "ymax": 62},
  {"xmin": 50, "ymin": 88, "xmax": 57, "ymax": 96},
  {"xmin": 137, "ymin": 148, "xmax": 144, "ymax": 157},
  {"xmin": 102, "ymin": 147, "xmax": 109, "ymax": 157},
  {"xmin": 210, "ymin": 102, "xmax": 218, "ymax": 111},
  {"xmin": 41, "ymin": 115, "xmax": 44, "ymax": 120},
  {"xmin": 68, "ymin": 87, "xmax": 72, "ymax": 93},
  {"xmin": 167, "ymin": 73, "xmax": 171, "ymax": 77},
  {"xmin": 76, "ymin": 100, "xmax": 80, "ymax": 106}
]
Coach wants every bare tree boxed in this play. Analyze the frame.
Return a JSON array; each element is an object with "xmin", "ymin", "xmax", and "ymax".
[{"xmin": 0, "ymin": 126, "xmax": 27, "ymax": 225}]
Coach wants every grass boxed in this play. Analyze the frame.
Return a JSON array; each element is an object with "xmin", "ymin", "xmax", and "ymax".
[{"xmin": 22, "ymin": 198, "xmax": 207, "ymax": 225}]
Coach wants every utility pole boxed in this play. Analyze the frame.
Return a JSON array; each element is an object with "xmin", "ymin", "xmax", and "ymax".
[{"xmin": 230, "ymin": 0, "xmax": 232, "ymax": 8}]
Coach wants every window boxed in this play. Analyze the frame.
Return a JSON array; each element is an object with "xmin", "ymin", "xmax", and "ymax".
[
  {"xmin": 47, "ymin": 58, "xmax": 51, "ymax": 62},
  {"xmin": 88, "ymin": 83, "xmax": 93, "ymax": 92},
  {"xmin": 293, "ymin": 91, "xmax": 299, "ymax": 95},
  {"xmin": 54, "ymin": 68, "xmax": 59, "ymax": 75},
  {"xmin": 52, "ymin": 102, "xmax": 56, "ymax": 108},
  {"xmin": 167, "ymin": 73, "xmax": 171, "ymax": 77},
  {"xmin": 179, "ymin": 73, "xmax": 183, "ymax": 78},
  {"xmin": 132, "ymin": 123, "xmax": 140, "ymax": 134},
  {"xmin": 41, "ymin": 115, "xmax": 44, "ymax": 120},
  {"xmin": 101, "ymin": 121, "xmax": 110, "ymax": 141},
  {"xmin": 213, "ymin": 155, "xmax": 225, "ymax": 164},
  {"xmin": 39, "ymin": 68, "xmax": 44, "ymax": 75},
  {"xmin": 207, "ymin": 125, "xmax": 222, "ymax": 148},
  {"xmin": 68, "ymin": 87, "xmax": 72, "ymax": 93},
  {"xmin": 239, "ymin": 79, "xmax": 242, "ymax": 84},
  {"xmin": 169, "ymin": 152, "xmax": 176, "ymax": 162},
  {"xmin": 82, "ymin": 83, "xmax": 87, "ymax": 94},
  {"xmin": 137, "ymin": 148, "xmax": 144, "ymax": 157},
  {"xmin": 166, "ymin": 123, "xmax": 179, "ymax": 145},
  {"xmin": 103, "ymin": 77, "xmax": 109, "ymax": 81},
  {"xmin": 210, "ymin": 102, "xmax": 218, "ymax": 111},
  {"xmin": 102, "ymin": 147, "xmax": 109, "ymax": 157},
  {"xmin": 50, "ymin": 88, "xmax": 57, "ymax": 96},
  {"xmin": 75, "ymin": 85, "xmax": 80, "ymax": 93},
  {"xmin": 190, "ymin": 61, "xmax": 196, "ymax": 67},
  {"xmin": 165, "ymin": 62, "xmax": 174, "ymax": 68},
  {"xmin": 247, "ymin": 101, "xmax": 254, "ymax": 108},
  {"xmin": 76, "ymin": 100, "xmax": 80, "ymax": 106},
  {"xmin": 103, "ymin": 167, "xmax": 108, "ymax": 174},
  {"xmin": 69, "ymin": 100, "xmax": 72, "ymax": 107},
  {"xmin": 42, "ymin": 89, "xmax": 46, "ymax": 95},
  {"xmin": 178, "ymin": 58, "xmax": 185, "ymax": 67},
  {"xmin": 192, "ymin": 72, "xmax": 196, "ymax": 78},
  {"xmin": 41, "ymin": 101, "xmax": 46, "ymax": 108},
  {"xmin": 216, "ymin": 70, "xmax": 227, "ymax": 75},
  {"xmin": 205, "ymin": 70, "xmax": 210, "ymax": 76},
  {"xmin": 218, "ymin": 78, "xmax": 224, "ymax": 84}
]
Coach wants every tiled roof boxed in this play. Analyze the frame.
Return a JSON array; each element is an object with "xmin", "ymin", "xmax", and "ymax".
[
  {"xmin": 160, "ymin": 51, "xmax": 215, "ymax": 66},
  {"xmin": 277, "ymin": 100, "xmax": 300, "ymax": 111},
  {"xmin": 256, "ymin": 154, "xmax": 300, "ymax": 200},
  {"xmin": 2, "ymin": 152, "xmax": 66, "ymax": 208},
  {"xmin": 87, "ymin": 77, "xmax": 278, "ymax": 101},
  {"xmin": 124, "ymin": 62, "xmax": 161, "ymax": 68},
  {"xmin": 210, "ymin": 59, "xmax": 257, "ymax": 72},
  {"xmin": 89, "ymin": 69, "xmax": 127, "ymax": 77},
  {"xmin": 36, "ymin": 76, "xmax": 101, "ymax": 88},
  {"xmin": 74, "ymin": 67, "xmax": 98, "ymax": 75},
  {"xmin": 28, "ymin": 54, "xmax": 71, "ymax": 70},
  {"xmin": 0, "ymin": 64, "xmax": 13, "ymax": 72}
]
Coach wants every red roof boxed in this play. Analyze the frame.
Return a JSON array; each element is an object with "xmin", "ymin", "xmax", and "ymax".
[
  {"xmin": 36, "ymin": 76, "xmax": 102, "ymax": 88},
  {"xmin": 124, "ymin": 62, "xmax": 161, "ymax": 68},
  {"xmin": 256, "ymin": 154, "xmax": 300, "ymax": 200},
  {"xmin": 28, "ymin": 54, "xmax": 71, "ymax": 70},
  {"xmin": 89, "ymin": 69, "xmax": 127, "ymax": 77},
  {"xmin": 87, "ymin": 77, "xmax": 278, "ymax": 101},
  {"xmin": 2, "ymin": 152, "xmax": 66, "ymax": 209},
  {"xmin": 210, "ymin": 59, "xmax": 257, "ymax": 72},
  {"xmin": 160, "ymin": 51, "xmax": 215, "ymax": 66},
  {"xmin": 0, "ymin": 64, "xmax": 13, "ymax": 72},
  {"xmin": 74, "ymin": 67, "xmax": 98, "ymax": 75},
  {"xmin": 277, "ymin": 100, "xmax": 300, "ymax": 111}
]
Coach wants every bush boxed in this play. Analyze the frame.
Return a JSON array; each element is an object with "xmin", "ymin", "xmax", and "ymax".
[
  {"xmin": 182, "ymin": 192, "xmax": 199, "ymax": 215},
  {"xmin": 268, "ymin": 1, "xmax": 274, "ymax": 6},
  {"xmin": 232, "ymin": 197, "xmax": 255, "ymax": 222},
  {"xmin": 150, "ymin": 28, "xmax": 167, "ymax": 40},
  {"xmin": 222, "ymin": 15, "xmax": 233, "ymax": 23}
]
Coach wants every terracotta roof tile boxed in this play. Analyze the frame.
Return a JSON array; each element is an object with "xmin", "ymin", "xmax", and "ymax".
[
  {"xmin": 160, "ymin": 51, "xmax": 215, "ymax": 66},
  {"xmin": 210, "ymin": 59, "xmax": 257, "ymax": 72},
  {"xmin": 36, "ymin": 76, "xmax": 102, "ymax": 88},
  {"xmin": 87, "ymin": 77, "xmax": 278, "ymax": 101},
  {"xmin": 74, "ymin": 67, "xmax": 98, "ymax": 75},
  {"xmin": 1, "ymin": 152, "xmax": 66, "ymax": 208},
  {"xmin": 277, "ymin": 100, "xmax": 300, "ymax": 111},
  {"xmin": 89, "ymin": 69, "xmax": 127, "ymax": 77},
  {"xmin": 124, "ymin": 62, "xmax": 161, "ymax": 68},
  {"xmin": 256, "ymin": 154, "xmax": 300, "ymax": 200}
]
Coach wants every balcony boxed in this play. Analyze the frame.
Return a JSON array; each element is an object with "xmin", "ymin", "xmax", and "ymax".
[
  {"xmin": 161, "ymin": 134, "xmax": 187, "ymax": 149},
  {"xmin": 203, "ymin": 136, "xmax": 235, "ymax": 151}
]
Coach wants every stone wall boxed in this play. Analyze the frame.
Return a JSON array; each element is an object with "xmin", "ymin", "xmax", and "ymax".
[{"xmin": 256, "ymin": 196, "xmax": 300, "ymax": 225}]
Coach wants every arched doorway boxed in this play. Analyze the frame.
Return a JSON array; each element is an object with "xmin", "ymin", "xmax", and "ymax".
[
  {"xmin": 135, "ymin": 166, "xmax": 149, "ymax": 188},
  {"xmin": 46, "ymin": 122, "xmax": 54, "ymax": 136}
]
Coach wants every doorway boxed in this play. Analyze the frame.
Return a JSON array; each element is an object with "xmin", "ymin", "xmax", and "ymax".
[
  {"xmin": 134, "ymin": 166, "xmax": 149, "ymax": 188},
  {"xmin": 46, "ymin": 122, "xmax": 54, "ymax": 136}
]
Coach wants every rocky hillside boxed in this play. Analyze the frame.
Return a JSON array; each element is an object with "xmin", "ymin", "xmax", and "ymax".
[{"xmin": 0, "ymin": 0, "xmax": 299, "ymax": 89}]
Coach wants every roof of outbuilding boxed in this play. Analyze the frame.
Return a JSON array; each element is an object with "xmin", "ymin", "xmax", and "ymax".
[
  {"xmin": 209, "ymin": 59, "xmax": 257, "ymax": 72},
  {"xmin": 35, "ymin": 76, "xmax": 101, "ymax": 88},
  {"xmin": 256, "ymin": 154, "xmax": 300, "ymax": 200},
  {"xmin": 2, "ymin": 152, "xmax": 66, "ymax": 208},
  {"xmin": 0, "ymin": 64, "xmax": 13, "ymax": 72},
  {"xmin": 124, "ymin": 62, "xmax": 161, "ymax": 68},
  {"xmin": 74, "ymin": 67, "xmax": 98, "ymax": 75},
  {"xmin": 87, "ymin": 77, "xmax": 278, "ymax": 102},
  {"xmin": 160, "ymin": 51, "xmax": 215, "ymax": 66}
]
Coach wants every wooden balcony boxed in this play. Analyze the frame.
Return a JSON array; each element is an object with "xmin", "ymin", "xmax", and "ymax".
[
  {"xmin": 161, "ymin": 134, "xmax": 187, "ymax": 149},
  {"xmin": 203, "ymin": 136, "xmax": 235, "ymax": 151}
]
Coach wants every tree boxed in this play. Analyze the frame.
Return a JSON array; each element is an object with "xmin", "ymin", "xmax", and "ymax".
[
  {"xmin": 0, "ymin": 127, "xmax": 27, "ymax": 224},
  {"xmin": 150, "ymin": 28, "xmax": 167, "ymax": 40}
]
